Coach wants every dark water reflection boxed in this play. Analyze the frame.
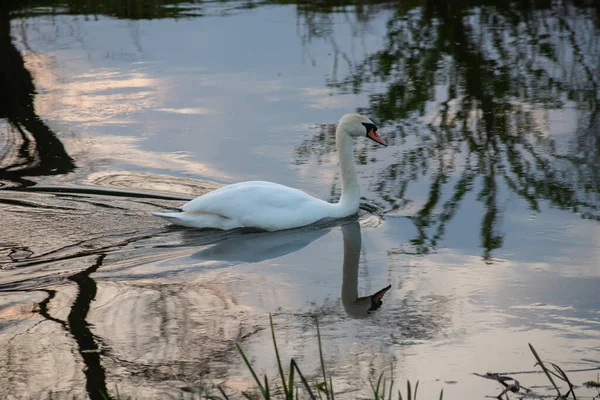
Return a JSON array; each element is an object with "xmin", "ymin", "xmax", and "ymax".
[
  {"xmin": 1, "ymin": 1, "xmax": 600, "ymax": 399},
  {"xmin": 299, "ymin": 0, "xmax": 600, "ymax": 259},
  {"xmin": 0, "ymin": 1, "xmax": 75, "ymax": 187}
]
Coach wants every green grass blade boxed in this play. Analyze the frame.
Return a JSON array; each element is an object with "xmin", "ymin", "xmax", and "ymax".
[
  {"xmin": 269, "ymin": 314, "xmax": 289, "ymax": 398},
  {"xmin": 529, "ymin": 343, "xmax": 562, "ymax": 398},
  {"xmin": 550, "ymin": 362, "xmax": 569, "ymax": 382},
  {"xmin": 398, "ymin": 389, "xmax": 403, "ymax": 400},
  {"xmin": 290, "ymin": 359, "xmax": 317, "ymax": 400},
  {"xmin": 375, "ymin": 372, "xmax": 385, "ymax": 399},
  {"xmin": 369, "ymin": 377, "xmax": 378, "ymax": 399},
  {"xmin": 387, "ymin": 364, "xmax": 395, "ymax": 400},
  {"xmin": 414, "ymin": 381, "xmax": 419, "ymax": 400},
  {"xmin": 316, "ymin": 380, "xmax": 332, "ymax": 397},
  {"xmin": 218, "ymin": 386, "xmax": 230, "ymax": 400},
  {"xmin": 329, "ymin": 377, "xmax": 335, "ymax": 400},
  {"xmin": 288, "ymin": 359, "xmax": 295, "ymax": 399},
  {"xmin": 407, "ymin": 381, "xmax": 411, "ymax": 400},
  {"xmin": 550, "ymin": 362, "xmax": 576, "ymax": 399},
  {"xmin": 236, "ymin": 343, "xmax": 267, "ymax": 397},
  {"xmin": 264, "ymin": 375, "xmax": 270, "ymax": 399},
  {"xmin": 315, "ymin": 316, "xmax": 329, "ymax": 399}
]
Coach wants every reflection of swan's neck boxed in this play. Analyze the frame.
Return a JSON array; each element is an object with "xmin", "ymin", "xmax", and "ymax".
[
  {"xmin": 341, "ymin": 223, "xmax": 372, "ymax": 317},
  {"xmin": 336, "ymin": 127, "xmax": 359, "ymax": 216},
  {"xmin": 341, "ymin": 223, "xmax": 361, "ymax": 301},
  {"xmin": 341, "ymin": 223, "xmax": 391, "ymax": 318}
]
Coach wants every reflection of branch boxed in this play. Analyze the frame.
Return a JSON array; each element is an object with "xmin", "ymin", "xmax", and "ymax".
[
  {"xmin": 295, "ymin": 123, "xmax": 337, "ymax": 165},
  {"xmin": 1, "ymin": 0, "xmax": 196, "ymax": 188},
  {"xmin": 555, "ymin": 9, "xmax": 599, "ymax": 105},
  {"xmin": 296, "ymin": 4, "xmax": 375, "ymax": 82},
  {"xmin": 67, "ymin": 254, "xmax": 109, "ymax": 400},
  {"xmin": 0, "ymin": 4, "xmax": 75, "ymax": 187},
  {"xmin": 298, "ymin": 1, "xmax": 600, "ymax": 258},
  {"xmin": 432, "ymin": 166, "xmax": 476, "ymax": 246},
  {"xmin": 479, "ymin": 162, "xmax": 503, "ymax": 261},
  {"xmin": 31, "ymin": 255, "xmax": 110, "ymax": 400},
  {"xmin": 38, "ymin": 289, "xmax": 67, "ymax": 327}
]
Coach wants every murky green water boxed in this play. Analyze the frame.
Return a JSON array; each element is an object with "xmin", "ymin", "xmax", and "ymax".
[{"xmin": 1, "ymin": 1, "xmax": 599, "ymax": 399}]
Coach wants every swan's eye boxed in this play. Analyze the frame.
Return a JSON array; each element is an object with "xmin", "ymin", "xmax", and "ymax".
[{"xmin": 361, "ymin": 122, "xmax": 377, "ymax": 134}]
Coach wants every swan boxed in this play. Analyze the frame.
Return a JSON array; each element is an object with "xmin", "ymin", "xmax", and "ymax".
[
  {"xmin": 341, "ymin": 222, "xmax": 391, "ymax": 317},
  {"xmin": 152, "ymin": 113, "xmax": 387, "ymax": 230}
]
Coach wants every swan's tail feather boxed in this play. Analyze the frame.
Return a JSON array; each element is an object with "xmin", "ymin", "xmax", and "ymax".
[
  {"xmin": 151, "ymin": 211, "xmax": 242, "ymax": 230},
  {"xmin": 152, "ymin": 211, "xmax": 201, "ymax": 227},
  {"xmin": 151, "ymin": 211, "xmax": 184, "ymax": 224}
]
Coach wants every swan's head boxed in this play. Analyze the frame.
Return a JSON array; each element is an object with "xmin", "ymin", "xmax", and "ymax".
[{"xmin": 338, "ymin": 113, "xmax": 387, "ymax": 147}]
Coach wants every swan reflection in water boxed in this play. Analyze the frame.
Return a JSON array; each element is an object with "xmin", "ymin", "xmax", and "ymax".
[
  {"xmin": 341, "ymin": 221, "xmax": 391, "ymax": 318},
  {"xmin": 190, "ymin": 226, "xmax": 330, "ymax": 263},
  {"xmin": 190, "ymin": 220, "xmax": 391, "ymax": 317}
]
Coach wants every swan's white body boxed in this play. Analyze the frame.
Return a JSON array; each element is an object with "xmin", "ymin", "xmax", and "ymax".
[{"xmin": 152, "ymin": 114, "xmax": 386, "ymax": 231}]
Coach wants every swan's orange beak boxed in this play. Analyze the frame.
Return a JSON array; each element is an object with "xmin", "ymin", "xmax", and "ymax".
[{"xmin": 367, "ymin": 129, "xmax": 387, "ymax": 147}]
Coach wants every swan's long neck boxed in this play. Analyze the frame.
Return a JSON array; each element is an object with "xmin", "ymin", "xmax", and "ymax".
[{"xmin": 336, "ymin": 127, "xmax": 360, "ymax": 215}]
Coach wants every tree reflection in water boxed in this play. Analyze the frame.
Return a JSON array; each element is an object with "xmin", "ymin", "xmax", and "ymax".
[
  {"xmin": 0, "ymin": 0, "xmax": 209, "ymax": 188},
  {"xmin": 0, "ymin": 1, "xmax": 598, "ymax": 398},
  {"xmin": 0, "ymin": 1, "xmax": 76, "ymax": 187},
  {"xmin": 2, "ymin": 0, "xmax": 599, "ymax": 254},
  {"xmin": 296, "ymin": 0, "xmax": 600, "ymax": 260}
]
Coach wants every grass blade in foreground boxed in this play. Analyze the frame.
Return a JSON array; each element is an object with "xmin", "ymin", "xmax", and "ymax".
[
  {"xmin": 529, "ymin": 343, "xmax": 562, "ymax": 397},
  {"xmin": 269, "ymin": 314, "xmax": 290, "ymax": 398},
  {"xmin": 236, "ymin": 343, "xmax": 268, "ymax": 397},
  {"xmin": 222, "ymin": 316, "xmax": 444, "ymax": 400},
  {"xmin": 315, "ymin": 317, "xmax": 329, "ymax": 398}
]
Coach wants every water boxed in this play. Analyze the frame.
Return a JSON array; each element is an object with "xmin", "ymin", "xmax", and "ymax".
[{"xmin": 1, "ymin": 1, "xmax": 599, "ymax": 399}]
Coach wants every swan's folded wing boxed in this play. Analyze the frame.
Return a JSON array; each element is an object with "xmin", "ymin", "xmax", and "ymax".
[{"xmin": 181, "ymin": 181, "xmax": 326, "ymax": 224}]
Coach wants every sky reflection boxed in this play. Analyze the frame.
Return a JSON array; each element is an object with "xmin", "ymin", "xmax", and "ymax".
[{"xmin": 1, "ymin": 1, "xmax": 599, "ymax": 399}]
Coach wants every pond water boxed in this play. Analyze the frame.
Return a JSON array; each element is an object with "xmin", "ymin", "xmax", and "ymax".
[{"xmin": 1, "ymin": 1, "xmax": 599, "ymax": 399}]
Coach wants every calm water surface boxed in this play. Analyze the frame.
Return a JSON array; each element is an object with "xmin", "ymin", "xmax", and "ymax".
[{"xmin": 1, "ymin": 1, "xmax": 599, "ymax": 399}]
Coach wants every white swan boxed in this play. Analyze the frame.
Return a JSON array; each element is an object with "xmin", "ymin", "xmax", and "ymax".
[{"xmin": 152, "ymin": 113, "xmax": 387, "ymax": 230}]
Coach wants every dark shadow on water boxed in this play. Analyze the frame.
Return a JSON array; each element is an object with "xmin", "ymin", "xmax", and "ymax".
[
  {"xmin": 7, "ymin": 0, "xmax": 200, "ymax": 19},
  {"xmin": 191, "ymin": 226, "xmax": 331, "ymax": 263},
  {"xmin": 7, "ymin": 184, "xmax": 193, "ymax": 201},
  {"xmin": 67, "ymin": 254, "xmax": 108, "ymax": 400},
  {"xmin": 178, "ymin": 209, "xmax": 383, "ymax": 264},
  {"xmin": 34, "ymin": 255, "xmax": 110, "ymax": 400},
  {"xmin": 0, "ymin": 0, "xmax": 221, "ymax": 189},
  {"xmin": 0, "ymin": 2, "xmax": 76, "ymax": 187}
]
